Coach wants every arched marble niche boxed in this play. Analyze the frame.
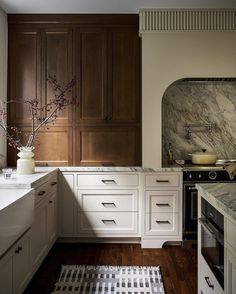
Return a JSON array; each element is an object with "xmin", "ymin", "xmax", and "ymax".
[{"xmin": 161, "ymin": 78, "xmax": 236, "ymax": 164}]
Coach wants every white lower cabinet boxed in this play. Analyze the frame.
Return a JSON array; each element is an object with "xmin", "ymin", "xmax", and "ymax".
[
  {"xmin": 0, "ymin": 229, "xmax": 31, "ymax": 294},
  {"xmin": 226, "ymin": 248, "xmax": 236, "ymax": 294},
  {"xmin": 142, "ymin": 173, "xmax": 182, "ymax": 248}
]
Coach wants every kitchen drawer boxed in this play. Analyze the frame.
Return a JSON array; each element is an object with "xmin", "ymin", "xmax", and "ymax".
[
  {"xmin": 78, "ymin": 212, "xmax": 138, "ymax": 235},
  {"xmin": 34, "ymin": 174, "xmax": 58, "ymax": 205},
  {"xmin": 145, "ymin": 190, "xmax": 178, "ymax": 213},
  {"xmin": 145, "ymin": 173, "xmax": 180, "ymax": 188},
  {"xmin": 199, "ymin": 255, "xmax": 224, "ymax": 294},
  {"xmin": 77, "ymin": 174, "xmax": 138, "ymax": 187},
  {"xmin": 145, "ymin": 213, "xmax": 178, "ymax": 236},
  {"xmin": 77, "ymin": 190, "xmax": 138, "ymax": 212},
  {"xmin": 226, "ymin": 219, "xmax": 236, "ymax": 251}
]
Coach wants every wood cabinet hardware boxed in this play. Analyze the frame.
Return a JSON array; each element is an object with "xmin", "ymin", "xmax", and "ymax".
[
  {"xmin": 51, "ymin": 182, "xmax": 57, "ymax": 186},
  {"xmin": 156, "ymin": 203, "xmax": 170, "ymax": 207},
  {"xmin": 102, "ymin": 219, "xmax": 116, "ymax": 224},
  {"xmin": 204, "ymin": 277, "xmax": 214, "ymax": 289},
  {"xmin": 101, "ymin": 202, "xmax": 116, "ymax": 207},
  {"xmin": 15, "ymin": 246, "xmax": 22, "ymax": 254},
  {"xmin": 156, "ymin": 220, "xmax": 170, "ymax": 224},
  {"xmin": 156, "ymin": 179, "xmax": 170, "ymax": 183},
  {"xmin": 38, "ymin": 191, "xmax": 46, "ymax": 196},
  {"xmin": 101, "ymin": 179, "xmax": 116, "ymax": 184}
]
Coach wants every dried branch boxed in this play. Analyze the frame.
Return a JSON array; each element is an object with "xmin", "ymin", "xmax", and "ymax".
[{"xmin": 0, "ymin": 75, "xmax": 77, "ymax": 149}]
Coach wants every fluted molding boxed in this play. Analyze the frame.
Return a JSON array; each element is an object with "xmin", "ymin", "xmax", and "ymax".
[{"xmin": 139, "ymin": 9, "xmax": 236, "ymax": 34}]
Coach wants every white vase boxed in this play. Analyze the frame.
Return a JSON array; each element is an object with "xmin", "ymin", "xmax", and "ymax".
[{"xmin": 17, "ymin": 147, "xmax": 35, "ymax": 174}]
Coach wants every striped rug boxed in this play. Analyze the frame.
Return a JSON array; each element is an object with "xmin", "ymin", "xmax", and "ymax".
[{"xmin": 51, "ymin": 265, "xmax": 165, "ymax": 294}]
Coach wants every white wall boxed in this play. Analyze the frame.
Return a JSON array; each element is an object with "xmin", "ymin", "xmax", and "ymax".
[
  {"xmin": 0, "ymin": 0, "xmax": 236, "ymax": 13},
  {"xmin": 0, "ymin": 8, "xmax": 7, "ymax": 167},
  {"xmin": 142, "ymin": 31, "xmax": 236, "ymax": 168}
]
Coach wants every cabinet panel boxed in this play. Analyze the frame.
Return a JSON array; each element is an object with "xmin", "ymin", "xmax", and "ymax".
[
  {"xmin": 0, "ymin": 252, "xmax": 13, "ymax": 294},
  {"xmin": 78, "ymin": 212, "xmax": 138, "ymax": 236},
  {"xmin": 145, "ymin": 173, "xmax": 180, "ymax": 188},
  {"xmin": 145, "ymin": 213, "xmax": 178, "ymax": 236},
  {"xmin": 60, "ymin": 173, "xmax": 75, "ymax": 235},
  {"xmin": 43, "ymin": 29, "xmax": 73, "ymax": 124},
  {"xmin": 76, "ymin": 29, "xmax": 107, "ymax": 123},
  {"xmin": 8, "ymin": 29, "xmax": 41, "ymax": 125},
  {"xmin": 77, "ymin": 189, "xmax": 138, "ymax": 212},
  {"xmin": 145, "ymin": 190, "xmax": 179, "ymax": 213},
  {"xmin": 47, "ymin": 192, "xmax": 58, "ymax": 244},
  {"xmin": 75, "ymin": 126, "xmax": 140, "ymax": 166},
  {"xmin": 227, "ymin": 248, "xmax": 236, "ymax": 294},
  {"xmin": 110, "ymin": 29, "xmax": 141, "ymax": 123},
  {"xmin": 7, "ymin": 127, "xmax": 73, "ymax": 167},
  {"xmin": 77, "ymin": 174, "xmax": 138, "ymax": 187}
]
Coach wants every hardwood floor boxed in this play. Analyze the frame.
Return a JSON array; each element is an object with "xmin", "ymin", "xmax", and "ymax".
[{"xmin": 24, "ymin": 243, "xmax": 197, "ymax": 294}]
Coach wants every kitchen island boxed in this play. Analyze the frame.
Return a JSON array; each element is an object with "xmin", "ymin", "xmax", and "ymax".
[{"xmin": 196, "ymin": 183, "xmax": 236, "ymax": 294}]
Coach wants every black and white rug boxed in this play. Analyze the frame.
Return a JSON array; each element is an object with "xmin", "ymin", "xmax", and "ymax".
[{"xmin": 51, "ymin": 265, "xmax": 165, "ymax": 294}]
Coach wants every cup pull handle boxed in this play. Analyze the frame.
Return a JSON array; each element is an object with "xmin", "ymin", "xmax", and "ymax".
[
  {"xmin": 101, "ymin": 180, "xmax": 116, "ymax": 184},
  {"xmin": 102, "ymin": 202, "xmax": 116, "ymax": 207},
  {"xmin": 156, "ymin": 179, "xmax": 170, "ymax": 183},
  {"xmin": 156, "ymin": 220, "xmax": 170, "ymax": 224},
  {"xmin": 102, "ymin": 220, "xmax": 116, "ymax": 224},
  {"xmin": 205, "ymin": 277, "xmax": 214, "ymax": 289},
  {"xmin": 156, "ymin": 203, "xmax": 170, "ymax": 207}
]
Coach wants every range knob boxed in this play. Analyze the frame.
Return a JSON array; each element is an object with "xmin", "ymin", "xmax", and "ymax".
[
  {"xmin": 208, "ymin": 171, "xmax": 217, "ymax": 180},
  {"xmin": 188, "ymin": 173, "xmax": 193, "ymax": 179},
  {"xmin": 198, "ymin": 173, "xmax": 202, "ymax": 179}
]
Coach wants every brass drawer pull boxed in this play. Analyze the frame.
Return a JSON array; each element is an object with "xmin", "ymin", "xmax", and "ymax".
[
  {"xmin": 38, "ymin": 191, "xmax": 46, "ymax": 196},
  {"xmin": 156, "ymin": 203, "xmax": 170, "ymax": 207},
  {"xmin": 102, "ymin": 219, "xmax": 116, "ymax": 224},
  {"xmin": 156, "ymin": 179, "xmax": 170, "ymax": 183},
  {"xmin": 102, "ymin": 202, "xmax": 116, "ymax": 207},
  {"xmin": 156, "ymin": 220, "xmax": 170, "ymax": 224},
  {"xmin": 101, "ymin": 180, "xmax": 117, "ymax": 184},
  {"xmin": 205, "ymin": 277, "xmax": 214, "ymax": 289},
  {"xmin": 51, "ymin": 182, "xmax": 57, "ymax": 186}
]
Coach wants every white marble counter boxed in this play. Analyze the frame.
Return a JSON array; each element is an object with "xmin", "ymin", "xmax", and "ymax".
[
  {"xmin": 196, "ymin": 183, "xmax": 236, "ymax": 221},
  {"xmin": 0, "ymin": 168, "xmax": 58, "ymax": 188},
  {"xmin": 58, "ymin": 166, "xmax": 182, "ymax": 172}
]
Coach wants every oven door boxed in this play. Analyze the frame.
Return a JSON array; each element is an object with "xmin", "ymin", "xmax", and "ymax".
[
  {"xmin": 199, "ymin": 217, "xmax": 224, "ymax": 289},
  {"xmin": 183, "ymin": 183, "xmax": 198, "ymax": 238}
]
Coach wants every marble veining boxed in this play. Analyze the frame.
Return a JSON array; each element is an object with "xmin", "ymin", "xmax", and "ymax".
[
  {"xmin": 162, "ymin": 81, "xmax": 236, "ymax": 164},
  {"xmin": 196, "ymin": 183, "xmax": 236, "ymax": 221}
]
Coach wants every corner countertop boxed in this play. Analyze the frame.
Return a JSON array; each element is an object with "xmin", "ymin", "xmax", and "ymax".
[
  {"xmin": 0, "ymin": 168, "xmax": 58, "ymax": 189},
  {"xmin": 196, "ymin": 183, "xmax": 236, "ymax": 221}
]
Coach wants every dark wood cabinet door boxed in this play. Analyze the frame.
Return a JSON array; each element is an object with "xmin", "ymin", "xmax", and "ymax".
[
  {"xmin": 7, "ymin": 126, "xmax": 73, "ymax": 167},
  {"xmin": 109, "ymin": 29, "xmax": 141, "ymax": 123},
  {"xmin": 75, "ymin": 126, "xmax": 141, "ymax": 166},
  {"xmin": 75, "ymin": 28, "xmax": 108, "ymax": 123},
  {"xmin": 42, "ymin": 29, "xmax": 73, "ymax": 125},
  {"xmin": 8, "ymin": 29, "xmax": 41, "ymax": 125}
]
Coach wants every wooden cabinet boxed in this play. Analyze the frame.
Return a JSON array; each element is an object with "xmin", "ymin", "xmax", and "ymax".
[
  {"xmin": 0, "ymin": 229, "xmax": 31, "ymax": 294},
  {"xmin": 75, "ymin": 126, "xmax": 140, "ymax": 166},
  {"xmin": 141, "ymin": 172, "xmax": 183, "ymax": 248},
  {"xmin": 8, "ymin": 29, "xmax": 41, "ymax": 125},
  {"xmin": 8, "ymin": 15, "xmax": 141, "ymax": 167}
]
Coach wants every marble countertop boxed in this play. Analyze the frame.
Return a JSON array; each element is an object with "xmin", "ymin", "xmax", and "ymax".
[
  {"xmin": 0, "ymin": 168, "xmax": 58, "ymax": 188},
  {"xmin": 196, "ymin": 183, "xmax": 236, "ymax": 221},
  {"xmin": 52, "ymin": 166, "xmax": 182, "ymax": 172}
]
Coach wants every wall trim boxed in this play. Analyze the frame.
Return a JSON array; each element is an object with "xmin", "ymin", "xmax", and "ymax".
[{"xmin": 139, "ymin": 9, "xmax": 236, "ymax": 34}]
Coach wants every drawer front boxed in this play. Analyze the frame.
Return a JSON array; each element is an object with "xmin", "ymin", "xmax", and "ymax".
[
  {"xmin": 145, "ymin": 213, "xmax": 178, "ymax": 236},
  {"xmin": 77, "ymin": 190, "xmax": 138, "ymax": 212},
  {"xmin": 146, "ymin": 190, "xmax": 178, "ymax": 213},
  {"xmin": 145, "ymin": 173, "xmax": 180, "ymax": 188},
  {"xmin": 77, "ymin": 174, "xmax": 138, "ymax": 187},
  {"xmin": 78, "ymin": 212, "xmax": 138, "ymax": 235},
  {"xmin": 226, "ymin": 219, "xmax": 236, "ymax": 251},
  {"xmin": 199, "ymin": 255, "xmax": 224, "ymax": 294},
  {"xmin": 35, "ymin": 174, "xmax": 58, "ymax": 205}
]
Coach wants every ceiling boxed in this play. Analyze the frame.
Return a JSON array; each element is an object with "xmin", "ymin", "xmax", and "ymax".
[{"xmin": 0, "ymin": 0, "xmax": 236, "ymax": 13}]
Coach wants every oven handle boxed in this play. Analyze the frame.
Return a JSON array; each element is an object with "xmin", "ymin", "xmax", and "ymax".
[{"xmin": 198, "ymin": 218, "xmax": 224, "ymax": 246}]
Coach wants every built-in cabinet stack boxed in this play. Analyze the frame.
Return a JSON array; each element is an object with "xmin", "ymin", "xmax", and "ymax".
[{"xmin": 7, "ymin": 15, "xmax": 141, "ymax": 167}]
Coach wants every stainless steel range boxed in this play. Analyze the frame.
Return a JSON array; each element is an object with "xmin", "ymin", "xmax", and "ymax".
[{"xmin": 182, "ymin": 161, "xmax": 236, "ymax": 246}]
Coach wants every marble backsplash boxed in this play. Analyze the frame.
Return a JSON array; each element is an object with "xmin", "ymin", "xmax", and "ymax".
[{"xmin": 162, "ymin": 81, "xmax": 236, "ymax": 164}]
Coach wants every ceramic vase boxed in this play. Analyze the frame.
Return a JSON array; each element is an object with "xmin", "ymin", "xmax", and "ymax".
[{"xmin": 17, "ymin": 146, "xmax": 35, "ymax": 174}]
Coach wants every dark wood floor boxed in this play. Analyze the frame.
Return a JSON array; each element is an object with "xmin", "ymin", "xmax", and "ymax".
[{"xmin": 24, "ymin": 243, "xmax": 197, "ymax": 294}]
